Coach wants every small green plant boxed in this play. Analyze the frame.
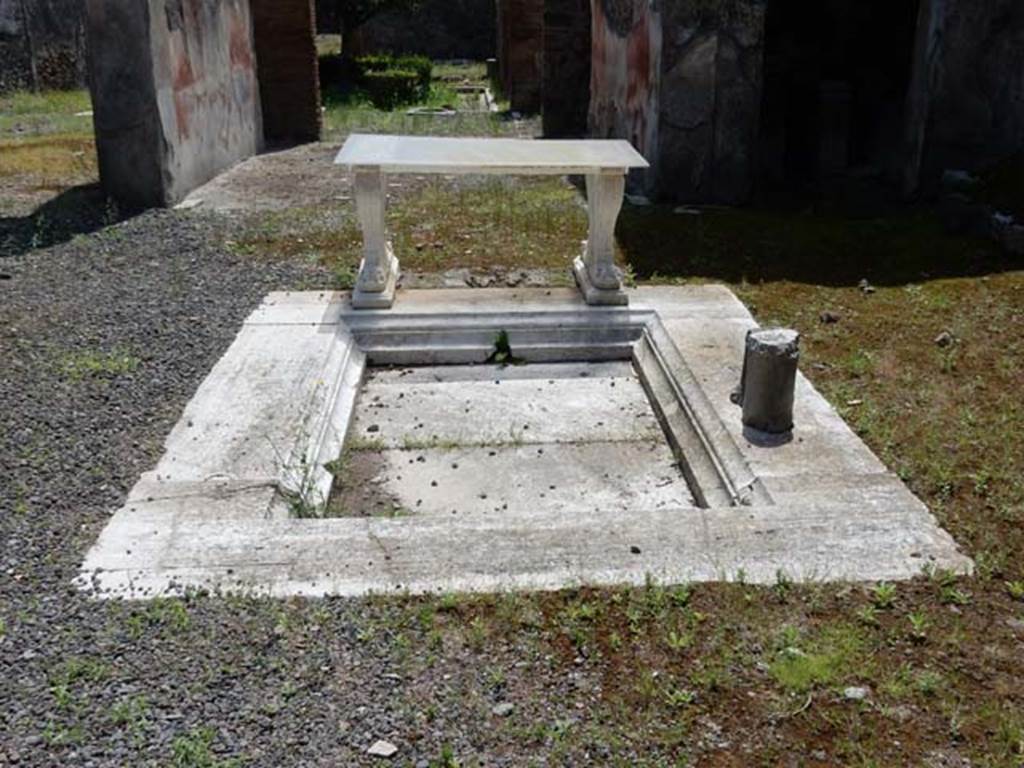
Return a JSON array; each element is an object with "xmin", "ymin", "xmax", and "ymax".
[
  {"xmin": 663, "ymin": 686, "xmax": 696, "ymax": 708},
  {"xmin": 856, "ymin": 604, "xmax": 879, "ymax": 627},
  {"xmin": 845, "ymin": 349, "xmax": 875, "ymax": 378},
  {"xmin": 773, "ymin": 569, "xmax": 792, "ymax": 602},
  {"xmin": 915, "ymin": 669, "xmax": 944, "ymax": 696},
  {"xmin": 487, "ymin": 329, "xmax": 524, "ymax": 366},
  {"xmin": 939, "ymin": 345, "xmax": 959, "ymax": 374},
  {"xmin": 665, "ymin": 628, "xmax": 694, "ymax": 651},
  {"xmin": 939, "ymin": 584, "xmax": 970, "ymax": 606},
  {"xmin": 435, "ymin": 744, "xmax": 461, "ymax": 768},
  {"xmin": 907, "ymin": 611, "xmax": 930, "ymax": 643},
  {"xmin": 48, "ymin": 658, "xmax": 108, "ymax": 713},
  {"xmin": 870, "ymin": 582, "xmax": 897, "ymax": 609},
  {"xmin": 275, "ymin": 446, "xmax": 327, "ymax": 519},
  {"xmin": 110, "ymin": 695, "xmax": 150, "ymax": 742},
  {"xmin": 769, "ymin": 624, "xmax": 864, "ymax": 694},
  {"xmin": 670, "ymin": 584, "xmax": 692, "ymax": 607},
  {"xmin": 995, "ymin": 709, "xmax": 1024, "ymax": 761},
  {"xmin": 333, "ymin": 261, "xmax": 359, "ymax": 289},
  {"xmin": 931, "ymin": 569, "xmax": 970, "ymax": 605},
  {"xmin": 1005, "ymin": 580, "xmax": 1024, "ymax": 601},
  {"xmin": 467, "ymin": 616, "xmax": 487, "ymax": 651},
  {"xmin": 149, "ymin": 597, "xmax": 190, "ymax": 631},
  {"xmin": 171, "ymin": 727, "xmax": 240, "ymax": 768},
  {"xmin": 438, "ymin": 592, "xmax": 460, "ymax": 612}
]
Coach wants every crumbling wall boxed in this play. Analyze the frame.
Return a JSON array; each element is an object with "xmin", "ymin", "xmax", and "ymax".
[
  {"xmin": 251, "ymin": 0, "xmax": 321, "ymax": 145},
  {"xmin": 497, "ymin": 0, "xmax": 544, "ymax": 113},
  {"xmin": 0, "ymin": 0, "xmax": 87, "ymax": 93},
  {"xmin": 658, "ymin": 0, "xmax": 765, "ymax": 203},
  {"xmin": 589, "ymin": 0, "xmax": 764, "ymax": 203},
  {"xmin": 589, "ymin": 0, "xmax": 661, "ymax": 193},
  {"xmin": 542, "ymin": 0, "xmax": 591, "ymax": 137},
  {"xmin": 86, "ymin": 0, "xmax": 263, "ymax": 209},
  {"xmin": 921, "ymin": 0, "xmax": 1024, "ymax": 182}
]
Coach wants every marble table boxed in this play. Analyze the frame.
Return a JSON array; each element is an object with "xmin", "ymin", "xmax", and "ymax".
[{"xmin": 335, "ymin": 134, "xmax": 649, "ymax": 308}]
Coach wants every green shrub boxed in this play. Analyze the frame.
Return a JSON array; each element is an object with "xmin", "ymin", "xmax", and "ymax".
[
  {"xmin": 355, "ymin": 54, "xmax": 394, "ymax": 74},
  {"xmin": 393, "ymin": 55, "xmax": 433, "ymax": 94},
  {"xmin": 356, "ymin": 54, "xmax": 433, "ymax": 98},
  {"xmin": 362, "ymin": 69, "xmax": 421, "ymax": 110}
]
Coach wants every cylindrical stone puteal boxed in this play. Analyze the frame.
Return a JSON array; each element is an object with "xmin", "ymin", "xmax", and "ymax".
[{"xmin": 735, "ymin": 328, "xmax": 800, "ymax": 434}]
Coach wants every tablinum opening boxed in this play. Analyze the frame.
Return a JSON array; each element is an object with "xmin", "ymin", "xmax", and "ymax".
[{"xmin": 758, "ymin": 0, "xmax": 923, "ymax": 201}]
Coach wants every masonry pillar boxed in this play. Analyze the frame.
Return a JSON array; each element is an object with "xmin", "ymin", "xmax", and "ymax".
[
  {"xmin": 496, "ymin": 0, "xmax": 544, "ymax": 113},
  {"xmin": 250, "ymin": 0, "xmax": 321, "ymax": 145},
  {"xmin": 542, "ymin": 0, "xmax": 591, "ymax": 137},
  {"xmin": 85, "ymin": 0, "xmax": 263, "ymax": 209}
]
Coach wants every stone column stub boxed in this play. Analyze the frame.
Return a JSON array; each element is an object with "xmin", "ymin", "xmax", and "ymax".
[{"xmin": 731, "ymin": 328, "xmax": 800, "ymax": 435}]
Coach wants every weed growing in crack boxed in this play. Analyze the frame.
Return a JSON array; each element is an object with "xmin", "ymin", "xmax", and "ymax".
[
  {"xmin": 487, "ymin": 329, "xmax": 525, "ymax": 366},
  {"xmin": 269, "ymin": 436, "xmax": 327, "ymax": 519}
]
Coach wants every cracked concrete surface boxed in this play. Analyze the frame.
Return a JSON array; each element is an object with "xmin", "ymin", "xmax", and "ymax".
[{"xmin": 329, "ymin": 362, "xmax": 696, "ymax": 517}]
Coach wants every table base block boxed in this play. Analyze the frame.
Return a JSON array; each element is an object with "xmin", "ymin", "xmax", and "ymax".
[
  {"xmin": 352, "ymin": 253, "xmax": 400, "ymax": 309},
  {"xmin": 573, "ymin": 255, "xmax": 628, "ymax": 306}
]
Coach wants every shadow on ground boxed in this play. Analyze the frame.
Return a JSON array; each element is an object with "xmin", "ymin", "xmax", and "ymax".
[
  {"xmin": 619, "ymin": 203, "xmax": 1021, "ymax": 287},
  {"xmin": 0, "ymin": 183, "xmax": 125, "ymax": 259}
]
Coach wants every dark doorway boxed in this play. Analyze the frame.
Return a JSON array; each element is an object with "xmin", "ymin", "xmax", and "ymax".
[{"xmin": 758, "ymin": 0, "xmax": 922, "ymax": 203}]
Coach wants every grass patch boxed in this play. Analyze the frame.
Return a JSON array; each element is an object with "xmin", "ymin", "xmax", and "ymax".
[
  {"xmin": 320, "ymin": 59, "xmax": 530, "ymax": 139},
  {"xmin": 171, "ymin": 727, "xmax": 240, "ymax": 768},
  {"xmin": 323, "ymin": 97, "xmax": 528, "ymax": 139},
  {"xmin": 433, "ymin": 60, "xmax": 489, "ymax": 83},
  {"xmin": 0, "ymin": 89, "xmax": 91, "ymax": 116},
  {"xmin": 0, "ymin": 135, "xmax": 97, "ymax": 185},
  {"xmin": 233, "ymin": 176, "xmax": 587, "ymax": 282},
  {"xmin": 769, "ymin": 623, "xmax": 867, "ymax": 693},
  {"xmin": 0, "ymin": 88, "xmax": 93, "ymax": 139},
  {"xmin": 57, "ymin": 346, "xmax": 141, "ymax": 380},
  {"xmin": 618, "ymin": 205, "xmax": 1007, "ymax": 287}
]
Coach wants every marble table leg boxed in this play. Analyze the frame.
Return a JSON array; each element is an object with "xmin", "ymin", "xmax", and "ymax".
[
  {"xmin": 352, "ymin": 166, "xmax": 399, "ymax": 309},
  {"xmin": 573, "ymin": 169, "xmax": 628, "ymax": 306}
]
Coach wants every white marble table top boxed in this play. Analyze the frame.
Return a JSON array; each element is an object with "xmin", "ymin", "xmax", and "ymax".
[{"xmin": 335, "ymin": 134, "xmax": 649, "ymax": 175}]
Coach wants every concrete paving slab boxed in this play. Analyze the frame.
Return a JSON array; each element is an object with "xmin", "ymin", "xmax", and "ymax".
[
  {"xmin": 330, "ymin": 441, "xmax": 696, "ymax": 517},
  {"xmin": 244, "ymin": 291, "xmax": 346, "ymax": 325},
  {"xmin": 78, "ymin": 500, "xmax": 969, "ymax": 598},
  {"xmin": 247, "ymin": 284, "xmax": 755, "ymax": 326},
  {"xmin": 661, "ymin": 317, "xmax": 889, "ymax": 479},
  {"xmin": 349, "ymin": 364, "xmax": 664, "ymax": 448},
  {"xmin": 762, "ymin": 472, "xmax": 924, "ymax": 508},
  {"xmin": 367, "ymin": 360, "xmax": 635, "ymax": 384},
  {"xmin": 152, "ymin": 323, "xmax": 357, "ymax": 485}
]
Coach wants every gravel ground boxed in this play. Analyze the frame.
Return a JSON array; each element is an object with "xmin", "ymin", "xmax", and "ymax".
[{"xmin": 0, "ymin": 210, "xmax": 606, "ymax": 767}]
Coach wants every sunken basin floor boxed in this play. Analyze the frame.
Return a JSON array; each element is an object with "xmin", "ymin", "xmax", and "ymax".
[{"xmin": 327, "ymin": 361, "xmax": 698, "ymax": 517}]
